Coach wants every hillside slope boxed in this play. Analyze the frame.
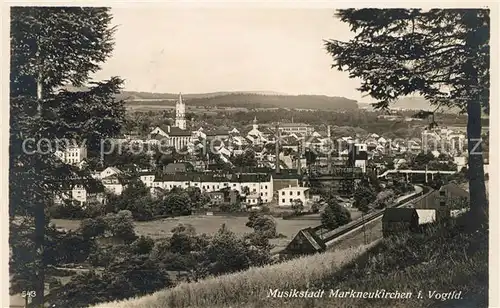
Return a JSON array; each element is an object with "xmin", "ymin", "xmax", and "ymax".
[{"xmin": 90, "ymin": 216, "xmax": 487, "ymax": 308}]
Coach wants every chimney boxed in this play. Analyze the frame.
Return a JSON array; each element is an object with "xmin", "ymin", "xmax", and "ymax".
[
  {"xmin": 275, "ymin": 124, "xmax": 281, "ymax": 174},
  {"xmin": 297, "ymin": 141, "xmax": 302, "ymax": 175},
  {"xmin": 327, "ymin": 125, "xmax": 332, "ymax": 174}
]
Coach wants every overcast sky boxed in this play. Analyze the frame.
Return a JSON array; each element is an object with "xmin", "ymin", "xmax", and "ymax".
[{"xmin": 92, "ymin": 7, "xmax": 375, "ymax": 103}]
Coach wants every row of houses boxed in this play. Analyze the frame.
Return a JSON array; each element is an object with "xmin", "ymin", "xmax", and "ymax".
[{"xmin": 55, "ymin": 163, "xmax": 313, "ymax": 207}]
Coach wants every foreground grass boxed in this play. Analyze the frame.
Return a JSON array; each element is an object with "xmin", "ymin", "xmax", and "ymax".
[
  {"xmin": 90, "ymin": 242, "xmax": 377, "ymax": 308},
  {"xmin": 91, "ymin": 215, "xmax": 487, "ymax": 308}
]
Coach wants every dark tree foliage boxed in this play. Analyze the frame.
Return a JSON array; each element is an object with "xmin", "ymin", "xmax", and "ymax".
[
  {"xmin": 50, "ymin": 256, "xmax": 172, "ymax": 308},
  {"xmin": 321, "ymin": 198, "xmax": 352, "ymax": 230},
  {"xmin": 201, "ymin": 224, "xmax": 271, "ymax": 276},
  {"xmin": 354, "ymin": 185, "xmax": 376, "ymax": 213},
  {"xmin": 321, "ymin": 198, "xmax": 351, "ymax": 230},
  {"xmin": 325, "ymin": 9, "xmax": 489, "ymax": 227},
  {"xmin": 10, "ymin": 7, "xmax": 125, "ymax": 305},
  {"xmin": 245, "ymin": 213, "xmax": 277, "ymax": 238}
]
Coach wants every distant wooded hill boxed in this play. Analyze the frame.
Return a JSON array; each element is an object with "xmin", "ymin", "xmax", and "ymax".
[
  {"xmin": 359, "ymin": 97, "xmax": 464, "ymax": 114},
  {"xmin": 121, "ymin": 91, "xmax": 359, "ymax": 110}
]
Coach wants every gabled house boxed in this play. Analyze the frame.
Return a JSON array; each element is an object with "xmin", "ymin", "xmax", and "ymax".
[
  {"xmin": 139, "ymin": 171, "xmax": 156, "ymax": 187},
  {"xmin": 282, "ymin": 227, "xmax": 326, "ymax": 257},
  {"xmin": 382, "ymin": 208, "xmax": 419, "ymax": 237},
  {"xmin": 101, "ymin": 173, "xmax": 128, "ymax": 195}
]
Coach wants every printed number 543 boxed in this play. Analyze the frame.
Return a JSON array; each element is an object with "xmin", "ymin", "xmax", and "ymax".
[{"xmin": 22, "ymin": 291, "xmax": 36, "ymax": 298}]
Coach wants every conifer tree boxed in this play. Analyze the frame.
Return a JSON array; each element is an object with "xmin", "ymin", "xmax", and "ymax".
[
  {"xmin": 325, "ymin": 9, "xmax": 489, "ymax": 227},
  {"xmin": 10, "ymin": 7, "xmax": 125, "ymax": 306}
]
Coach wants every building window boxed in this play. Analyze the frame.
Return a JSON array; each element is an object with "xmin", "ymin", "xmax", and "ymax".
[
  {"xmin": 265, "ymin": 185, "xmax": 268, "ymax": 189},
  {"xmin": 297, "ymin": 191, "xmax": 301, "ymax": 195},
  {"xmin": 289, "ymin": 198, "xmax": 293, "ymax": 203},
  {"xmin": 440, "ymin": 201, "xmax": 446, "ymax": 207},
  {"xmin": 289, "ymin": 191, "xmax": 293, "ymax": 196},
  {"xmin": 282, "ymin": 199, "xmax": 285, "ymax": 203},
  {"xmin": 282, "ymin": 191, "xmax": 285, "ymax": 196}
]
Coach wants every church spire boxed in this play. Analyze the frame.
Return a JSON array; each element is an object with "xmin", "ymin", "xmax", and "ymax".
[{"xmin": 175, "ymin": 92, "xmax": 186, "ymax": 130}]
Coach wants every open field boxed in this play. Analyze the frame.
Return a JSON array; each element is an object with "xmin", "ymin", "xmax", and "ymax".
[{"xmin": 51, "ymin": 214, "xmax": 321, "ymax": 252}]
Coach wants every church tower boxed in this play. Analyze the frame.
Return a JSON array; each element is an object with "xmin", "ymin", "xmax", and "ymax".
[
  {"xmin": 252, "ymin": 116, "xmax": 258, "ymax": 130},
  {"xmin": 175, "ymin": 93, "xmax": 186, "ymax": 130}
]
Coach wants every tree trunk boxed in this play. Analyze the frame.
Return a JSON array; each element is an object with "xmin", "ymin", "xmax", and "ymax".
[
  {"xmin": 461, "ymin": 10, "xmax": 489, "ymax": 229},
  {"xmin": 31, "ymin": 204, "xmax": 45, "ymax": 307},
  {"xmin": 31, "ymin": 77, "xmax": 45, "ymax": 308},
  {"xmin": 466, "ymin": 98, "xmax": 488, "ymax": 228}
]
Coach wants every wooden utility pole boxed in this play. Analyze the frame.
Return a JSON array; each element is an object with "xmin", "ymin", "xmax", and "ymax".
[{"xmin": 275, "ymin": 124, "xmax": 281, "ymax": 174}]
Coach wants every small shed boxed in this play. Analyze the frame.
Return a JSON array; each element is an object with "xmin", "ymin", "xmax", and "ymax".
[
  {"xmin": 382, "ymin": 208, "xmax": 419, "ymax": 237},
  {"xmin": 282, "ymin": 227, "xmax": 326, "ymax": 257}
]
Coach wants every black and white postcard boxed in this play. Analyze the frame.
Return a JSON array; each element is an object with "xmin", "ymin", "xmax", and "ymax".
[{"xmin": 2, "ymin": 3, "xmax": 498, "ymax": 308}]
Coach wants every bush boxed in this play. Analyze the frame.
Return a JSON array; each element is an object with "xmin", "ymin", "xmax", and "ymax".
[
  {"xmin": 130, "ymin": 236, "xmax": 155, "ymax": 255},
  {"xmin": 321, "ymin": 199, "xmax": 351, "ymax": 230},
  {"xmin": 311, "ymin": 202, "xmax": 321, "ymax": 213},
  {"xmin": 104, "ymin": 210, "xmax": 137, "ymax": 243},
  {"xmin": 51, "ymin": 255, "xmax": 173, "ymax": 308},
  {"xmin": 245, "ymin": 213, "xmax": 277, "ymax": 238},
  {"xmin": 219, "ymin": 202, "xmax": 242, "ymax": 213},
  {"xmin": 79, "ymin": 217, "xmax": 107, "ymax": 239},
  {"xmin": 82, "ymin": 202, "xmax": 107, "ymax": 218},
  {"xmin": 291, "ymin": 199, "xmax": 304, "ymax": 214},
  {"xmin": 88, "ymin": 244, "xmax": 132, "ymax": 267},
  {"xmin": 353, "ymin": 185, "xmax": 376, "ymax": 212},
  {"xmin": 48, "ymin": 202, "xmax": 85, "ymax": 219}
]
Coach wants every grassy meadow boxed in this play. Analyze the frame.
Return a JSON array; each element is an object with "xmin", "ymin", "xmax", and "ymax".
[
  {"xmin": 89, "ymin": 215, "xmax": 487, "ymax": 308},
  {"xmin": 51, "ymin": 214, "xmax": 323, "ymax": 253}
]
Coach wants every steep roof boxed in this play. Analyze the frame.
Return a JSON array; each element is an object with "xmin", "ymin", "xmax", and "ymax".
[
  {"xmin": 206, "ymin": 130, "xmax": 229, "ymax": 136},
  {"xmin": 280, "ymin": 123, "xmax": 312, "ymax": 127},
  {"xmin": 284, "ymin": 227, "xmax": 326, "ymax": 254},
  {"xmin": 382, "ymin": 208, "xmax": 418, "ymax": 222},
  {"xmin": 441, "ymin": 183, "xmax": 469, "ymax": 199},
  {"xmin": 169, "ymin": 127, "xmax": 192, "ymax": 136}
]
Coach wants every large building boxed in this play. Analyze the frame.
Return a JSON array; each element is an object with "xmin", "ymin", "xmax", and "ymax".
[
  {"xmin": 143, "ymin": 173, "xmax": 275, "ymax": 204},
  {"xmin": 55, "ymin": 144, "xmax": 87, "ymax": 166},
  {"xmin": 277, "ymin": 186, "xmax": 310, "ymax": 207},
  {"xmin": 149, "ymin": 125, "xmax": 192, "ymax": 150},
  {"xmin": 278, "ymin": 123, "xmax": 314, "ymax": 135},
  {"xmin": 347, "ymin": 142, "xmax": 368, "ymax": 173}
]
